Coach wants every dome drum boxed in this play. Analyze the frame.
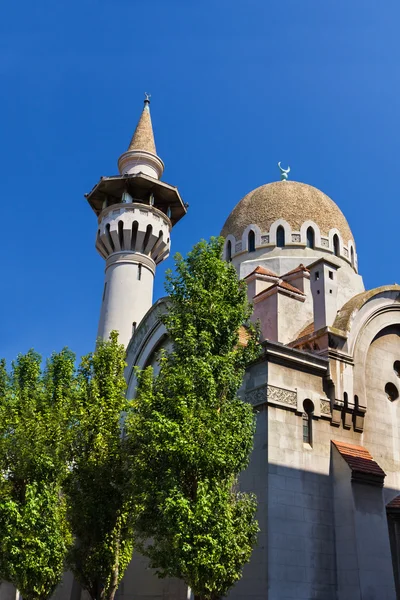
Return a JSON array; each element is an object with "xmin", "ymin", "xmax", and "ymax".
[
  {"xmin": 221, "ymin": 181, "xmax": 358, "ymax": 272},
  {"xmin": 224, "ymin": 219, "xmax": 357, "ymax": 271}
]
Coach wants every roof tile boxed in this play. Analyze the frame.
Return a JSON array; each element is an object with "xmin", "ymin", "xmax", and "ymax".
[{"xmin": 332, "ymin": 440, "xmax": 386, "ymax": 485}]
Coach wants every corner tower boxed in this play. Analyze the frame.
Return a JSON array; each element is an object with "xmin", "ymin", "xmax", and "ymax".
[{"xmin": 86, "ymin": 96, "xmax": 187, "ymax": 347}]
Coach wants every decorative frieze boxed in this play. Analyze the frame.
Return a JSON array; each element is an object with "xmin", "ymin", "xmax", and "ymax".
[
  {"xmin": 320, "ymin": 398, "xmax": 331, "ymax": 416},
  {"xmin": 245, "ymin": 385, "xmax": 267, "ymax": 407},
  {"xmin": 245, "ymin": 384, "xmax": 297, "ymax": 409},
  {"xmin": 268, "ymin": 384, "xmax": 297, "ymax": 407}
]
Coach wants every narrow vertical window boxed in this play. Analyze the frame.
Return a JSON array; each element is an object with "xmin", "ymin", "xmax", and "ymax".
[
  {"xmin": 226, "ymin": 240, "xmax": 232, "ymax": 262},
  {"xmin": 276, "ymin": 226, "xmax": 285, "ymax": 247},
  {"xmin": 351, "ymin": 246, "xmax": 355, "ymax": 268},
  {"xmin": 132, "ymin": 321, "xmax": 137, "ymax": 334},
  {"xmin": 118, "ymin": 220, "xmax": 124, "ymax": 250},
  {"xmin": 306, "ymin": 227, "xmax": 315, "ymax": 249},
  {"xmin": 102, "ymin": 282, "xmax": 107, "ymax": 302},
  {"xmin": 138, "ymin": 263, "xmax": 142, "ymax": 280},
  {"xmin": 302, "ymin": 399, "xmax": 314, "ymax": 446},
  {"xmin": 248, "ymin": 230, "xmax": 256, "ymax": 253},
  {"xmin": 333, "ymin": 234, "xmax": 339, "ymax": 257}
]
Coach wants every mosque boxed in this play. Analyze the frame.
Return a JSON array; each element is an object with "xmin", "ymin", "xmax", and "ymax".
[
  {"xmin": 87, "ymin": 97, "xmax": 400, "ymax": 600},
  {"xmin": 4, "ymin": 97, "xmax": 400, "ymax": 600}
]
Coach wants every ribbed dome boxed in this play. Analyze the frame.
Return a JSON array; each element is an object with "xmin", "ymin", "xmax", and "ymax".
[{"xmin": 221, "ymin": 181, "xmax": 353, "ymax": 243}]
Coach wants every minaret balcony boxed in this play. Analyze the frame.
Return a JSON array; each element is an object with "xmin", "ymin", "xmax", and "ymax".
[{"xmin": 85, "ymin": 172, "xmax": 186, "ymax": 226}]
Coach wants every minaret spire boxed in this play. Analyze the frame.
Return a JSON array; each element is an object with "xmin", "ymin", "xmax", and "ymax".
[
  {"xmin": 85, "ymin": 94, "xmax": 187, "ymax": 347},
  {"xmin": 118, "ymin": 94, "xmax": 164, "ymax": 179},
  {"xmin": 127, "ymin": 94, "xmax": 156, "ymax": 155}
]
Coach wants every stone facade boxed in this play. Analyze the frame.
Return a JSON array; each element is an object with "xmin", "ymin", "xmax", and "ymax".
[{"xmin": 3, "ymin": 105, "xmax": 400, "ymax": 600}]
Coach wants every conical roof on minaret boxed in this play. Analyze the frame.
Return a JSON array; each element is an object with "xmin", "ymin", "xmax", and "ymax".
[{"xmin": 127, "ymin": 96, "xmax": 157, "ymax": 155}]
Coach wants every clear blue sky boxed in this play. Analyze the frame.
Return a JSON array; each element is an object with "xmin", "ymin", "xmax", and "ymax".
[{"xmin": 1, "ymin": 0, "xmax": 398, "ymax": 364}]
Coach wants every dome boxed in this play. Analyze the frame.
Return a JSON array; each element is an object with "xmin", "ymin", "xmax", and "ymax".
[{"xmin": 221, "ymin": 181, "xmax": 353, "ymax": 243}]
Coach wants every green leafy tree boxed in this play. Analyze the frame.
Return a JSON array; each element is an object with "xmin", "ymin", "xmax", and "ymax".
[
  {"xmin": 65, "ymin": 332, "xmax": 135, "ymax": 600},
  {"xmin": 0, "ymin": 349, "xmax": 75, "ymax": 600},
  {"xmin": 128, "ymin": 237, "xmax": 260, "ymax": 600}
]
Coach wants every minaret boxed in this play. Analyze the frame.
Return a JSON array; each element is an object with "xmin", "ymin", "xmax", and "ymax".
[{"xmin": 85, "ymin": 95, "xmax": 187, "ymax": 347}]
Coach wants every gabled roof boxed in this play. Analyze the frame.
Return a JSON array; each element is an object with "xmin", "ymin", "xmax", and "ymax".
[
  {"xmin": 332, "ymin": 440, "xmax": 386, "ymax": 486},
  {"xmin": 244, "ymin": 266, "xmax": 278, "ymax": 279},
  {"xmin": 282, "ymin": 263, "xmax": 310, "ymax": 278},
  {"xmin": 253, "ymin": 279, "xmax": 305, "ymax": 299}
]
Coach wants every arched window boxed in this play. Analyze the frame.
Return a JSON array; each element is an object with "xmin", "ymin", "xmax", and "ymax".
[
  {"xmin": 226, "ymin": 240, "xmax": 232, "ymax": 262},
  {"xmin": 248, "ymin": 230, "xmax": 256, "ymax": 253},
  {"xmin": 306, "ymin": 227, "xmax": 315, "ymax": 249},
  {"xmin": 118, "ymin": 220, "xmax": 124, "ymax": 250},
  {"xmin": 276, "ymin": 226, "xmax": 285, "ymax": 247},
  {"xmin": 351, "ymin": 246, "xmax": 355, "ymax": 268},
  {"xmin": 333, "ymin": 234, "xmax": 339, "ymax": 257},
  {"xmin": 302, "ymin": 399, "xmax": 314, "ymax": 446}
]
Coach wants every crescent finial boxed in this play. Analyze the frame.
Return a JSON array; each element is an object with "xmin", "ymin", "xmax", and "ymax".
[{"xmin": 278, "ymin": 162, "xmax": 290, "ymax": 180}]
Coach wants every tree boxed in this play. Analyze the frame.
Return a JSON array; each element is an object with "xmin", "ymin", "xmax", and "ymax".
[
  {"xmin": 65, "ymin": 332, "xmax": 135, "ymax": 600},
  {"xmin": 128, "ymin": 237, "xmax": 260, "ymax": 600},
  {"xmin": 0, "ymin": 350, "xmax": 75, "ymax": 600}
]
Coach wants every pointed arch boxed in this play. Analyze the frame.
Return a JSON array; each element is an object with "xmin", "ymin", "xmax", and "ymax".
[
  {"xmin": 333, "ymin": 234, "xmax": 340, "ymax": 257},
  {"xmin": 276, "ymin": 226, "xmax": 285, "ymax": 247},
  {"xmin": 226, "ymin": 240, "xmax": 232, "ymax": 262},
  {"xmin": 248, "ymin": 230, "xmax": 256, "ymax": 253},
  {"xmin": 306, "ymin": 227, "xmax": 315, "ymax": 249}
]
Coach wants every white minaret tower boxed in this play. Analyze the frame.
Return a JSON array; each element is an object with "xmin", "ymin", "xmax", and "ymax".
[{"xmin": 86, "ymin": 95, "xmax": 187, "ymax": 347}]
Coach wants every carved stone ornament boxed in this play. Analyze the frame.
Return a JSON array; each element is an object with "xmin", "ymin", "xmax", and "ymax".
[
  {"xmin": 245, "ymin": 385, "xmax": 268, "ymax": 407},
  {"xmin": 291, "ymin": 233, "xmax": 301, "ymax": 243},
  {"xmin": 320, "ymin": 398, "xmax": 331, "ymax": 416},
  {"xmin": 261, "ymin": 234, "xmax": 269, "ymax": 244},
  {"xmin": 267, "ymin": 385, "xmax": 297, "ymax": 408},
  {"xmin": 235, "ymin": 242, "xmax": 242, "ymax": 253},
  {"xmin": 321, "ymin": 238, "xmax": 329, "ymax": 248},
  {"xmin": 343, "ymin": 247, "xmax": 349, "ymax": 257}
]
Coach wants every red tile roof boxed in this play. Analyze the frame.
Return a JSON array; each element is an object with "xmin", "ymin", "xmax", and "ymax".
[
  {"xmin": 294, "ymin": 322, "xmax": 314, "ymax": 341},
  {"xmin": 253, "ymin": 279, "xmax": 305, "ymax": 299},
  {"xmin": 282, "ymin": 263, "xmax": 310, "ymax": 278},
  {"xmin": 244, "ymin": 266, "xmax": 278, "ymax": 279},
  {"xmin": 332, "ymin": 440, "xmax": 386, "ymax": 485},
  {"xmin": 387, "ymin": 495, "xmax": 400, "ymax": 510}
]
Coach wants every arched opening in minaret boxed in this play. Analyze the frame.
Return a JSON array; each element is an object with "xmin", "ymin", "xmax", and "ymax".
[
  {"xmin": 105, "ymin": 223, "xmax": 115, "ymax": 252},
  {"xmin": 131, "ymin": 221, "xmax": 138, "ymax": 251},
  {"xmin": 96, "ymin": 230, "xmax": 108, "ymax": 258},
  {"xmin": 248, "ymin": 230, "xmax": 256, "ymax": 253},
  {"xmin": 333, "ymin": 234, "xmax": 339, "ymax": 257},
  {"xmin": 276, "ymin": 226, "xmax": 285, "ymax": 248},
  {"xmin": 351, "ymin": 246, "xmax": 355, "ymax": 268},
  {"xmin": 118, "ymin": 220, "xmax": 124, "ymax": 250},
  {"xmin": 306, "ymin": 227, "xmax": 315, "ymax": 249},
  {"xmin": 226, "ymin": 240, "xmax": 232, "ymax": 262},
  {"xmin": 142, "ymin": 224, "xmax": 153, "ymax": 254}
]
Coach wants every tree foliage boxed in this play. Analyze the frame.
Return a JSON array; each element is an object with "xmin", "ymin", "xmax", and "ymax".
[
  {"xmin": 0, "ymin": 350, "xmax": 75, "ymax": 600},
  {"xmin": 65, "ymin": 332, "xmax": 135, "ymax": 600},
  {"xmin": 128, "ymin": 237, "xmax": 260, "ymax": 600}
]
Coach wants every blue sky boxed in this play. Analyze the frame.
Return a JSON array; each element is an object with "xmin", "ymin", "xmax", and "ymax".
[{"xmin": 1, "ymin": 0, "xmax": 399, "ymax": 364}]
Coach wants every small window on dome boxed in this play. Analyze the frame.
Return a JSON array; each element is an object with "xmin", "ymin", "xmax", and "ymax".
[
  {"xmin": 276, "ymin": 226, "xmax": 285, "ymax": 247},
  {"xmin": 306, "ymin": 227, "xmax": 315, "ymax": 249},
  {"xmin": 351, "ymin": 246, "xmax": 355, "ymax": 268},
  {"xmin": 248, "ymin": 230, "xmax": 256, "ymax": 253},
  {"xmin": 226, "ymin": 240, "xmax": 232, "ymax": 262},
  {"xmin": 333, "ymin": 234, "xmax": 339, "ymax": 257}
]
